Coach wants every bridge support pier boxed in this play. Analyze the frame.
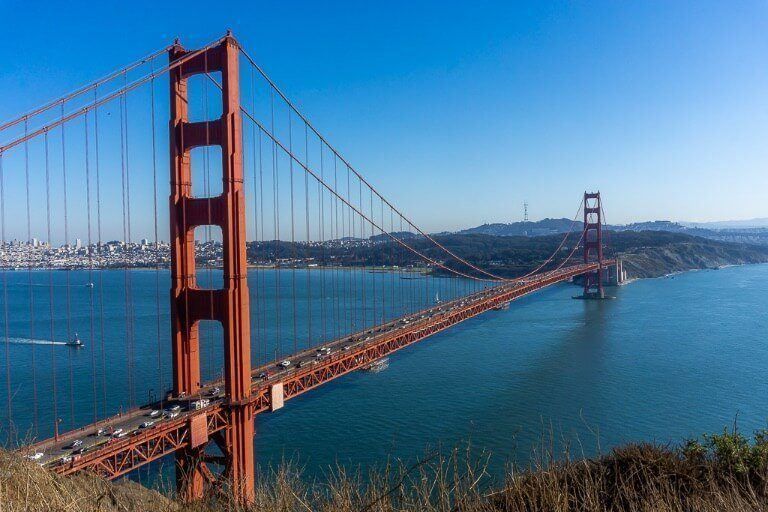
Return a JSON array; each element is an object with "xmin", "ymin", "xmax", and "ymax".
[{"xmin": 169, "ymin": 33, "xmax": 255, "ymax": 504}]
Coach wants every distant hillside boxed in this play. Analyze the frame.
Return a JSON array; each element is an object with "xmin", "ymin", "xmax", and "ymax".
[
  {"xmin": 422, "ymin": 231, "xmax": 768, "ymax": 279},
  {"xmin": 247, "ymin": 231, "xmax": 768, "ymax": 280},
  {"xmin": 458, "ymin": 218, "xmax": 768, "ymax": 246},
  {"xmin": 457, "ymin": 218, "xmax": 575, "ymax": 237},
  {"xmin": 606, "ymin": 231, "xmax": 768, "ymax": 278}
]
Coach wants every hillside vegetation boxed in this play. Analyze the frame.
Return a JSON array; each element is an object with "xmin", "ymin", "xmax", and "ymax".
[
  {"xmin": 5, "ymin": 427, "xmax": 768, "ymax": 511},
  {"xmin": 248, "ymin": 231, "xmax": 768, "ymax": 279}
]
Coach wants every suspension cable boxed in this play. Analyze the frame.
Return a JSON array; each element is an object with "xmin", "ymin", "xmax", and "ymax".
[
  {"xmin": 235, "ymin": 102, "xmax": 498, "ymax": 282},
  {"xmin": 0, "ymin": 45, "xmax": 172, "ymax": 133},
  {"xmin": 0, "ymin": 36, "xmax": 226, "ymax": 154},
  {"xmin": 515, "ymin": 199, "xmax": 584, "ymax": 280},
  {"xmin": 238, "ymin": 46, "xmax": 512, "ymax": 282},
  {"xmin": 553, "ymin": 227, "xmax": 587, "ymax": 272}
]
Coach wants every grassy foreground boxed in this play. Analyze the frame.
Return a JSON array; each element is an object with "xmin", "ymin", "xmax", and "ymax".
[{"xmin": 4, "ymin": 427, "xmax": 768, "ymax": 511}]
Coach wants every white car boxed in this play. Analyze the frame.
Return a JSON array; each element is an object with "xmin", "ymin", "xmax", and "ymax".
[
  {"xmin": 26, "ymin": 452, "xmax": 44, "ymax": 461},
  {"xmin": 140, "ymin": 421, "xmax": 155, "ymax": 429},
  {"xmin": 278, "ymin": 360, "xmax": 291, "ymax": 368},
  {"xmin": 191, "ymin": 399, "xmax": 210, "ymax": 410},
  {"xmin": 111, "ymin": 429, "xmax": 124, "ymax": 437},
  {"xmin": 149, "ymin": 410, "xmax": 162, "ymax": 418}
]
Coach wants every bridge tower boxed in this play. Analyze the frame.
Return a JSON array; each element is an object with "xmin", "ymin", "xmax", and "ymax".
[
  {"xmin": 169, "ymin": 34, "xmax": 254, "ymax": 502},
  {"xmin": 582, "ymin": 191, "xmax": 604, "ymax": 298}
]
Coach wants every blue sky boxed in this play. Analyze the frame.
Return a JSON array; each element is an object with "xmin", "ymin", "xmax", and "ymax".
[{"xmin": 0, "ymin": 0, "xmax": 767, "ymax": 234}]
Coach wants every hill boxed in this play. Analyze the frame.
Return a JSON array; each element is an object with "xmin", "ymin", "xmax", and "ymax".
[
  {"xmin": 457, "ymin": 218, "xmax": 768, "ymax": 246},
  {"xmin": 246, "ymin": 231, "xmax": 768, "ymax": 279}
]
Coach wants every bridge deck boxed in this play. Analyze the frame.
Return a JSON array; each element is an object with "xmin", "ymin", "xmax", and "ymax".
[{"xmin": 25, "ymin": 262, "xmax": 610, "ymax": 479}]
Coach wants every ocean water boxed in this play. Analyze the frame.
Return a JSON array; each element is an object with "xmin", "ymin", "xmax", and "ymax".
[{"xmin": 1, "ymin": 264, "xmax": 767, "ymax": 483}]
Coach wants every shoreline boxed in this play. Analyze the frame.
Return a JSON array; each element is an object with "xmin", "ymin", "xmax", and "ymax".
[{"xmin": 2, "ymin": 261, "xmax": 766, "ymax": 280}]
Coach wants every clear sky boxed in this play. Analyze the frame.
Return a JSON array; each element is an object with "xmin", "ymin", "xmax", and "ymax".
[{"xmin": 0, "ymin": 0, "xmax": 767, "ymax": 234}]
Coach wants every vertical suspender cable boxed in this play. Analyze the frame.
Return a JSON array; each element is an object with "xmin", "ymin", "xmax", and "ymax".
[
  {"xmin": 288, "ymin": 110, "xmax": 297, "ymax": 356},
  {"xmin": 340, "ymin": 160, "xmax": 348, "ymax": 337},
  {"xmin": 398, "ymin": 214, "xmax": 404, "ymax": 317},
  {"xmin": 304, "ymin": 125, "xmax": 312, "ymax": 350},
  {"xmin": 60, "ymin": 104, "xmax": 75, "ymax": 429},
  {"xmin": 346, "ymin": 165, "xmax": 354, "ymax": 335},
  {"xmin": 93, "ymin": 89, "xmax": 107, "ymax": 417},
  {"xmin": 149, "ymin": 59, "xmax": 163, "ymax": 409},
  {"xmin": 118, "ymin": 79, "xmax": 134, "ymax": 408},
  {"xmin": 318, "ymin": 146, "xmax": 326, "ymax": 343},
  {"xmin": 370, "ymin": 188, "xmax": 376, "ymax": 327},
  {"xmin": 44, "ymin": 133, "xmax": 58, "ymax": 437},
  {"xmin": 258, "ymin": 130, "xmax": 267, "ymax": 365},
  {"xmin": 390, "ymin": 207, "xmax": 395, "ymax": 322},
  {"xmin": 250, "ymin": 69, "xmax": 262, "ymax": 367},
  {"xmin": 359, "ymin": 176, "xmax": 366, "ymax": 329},
  {"xmin": 380, "ymin": 197, "xmax": 385, "ymax": 324},
  {"xmin": 84, "ymin": 113, "xmax": 98, "ymax": 423},
  {"xmin": 125, "ymin": 77, "xmax": 136, "ymax": 406},
  {"xmin": 0, "ymin": 153, "xmax": 12, "ymax": 441},
  {"xmin": 270, "ymin": 90, "xmax": 281, "ymax": 360},
  {"xmin": 332, "ymin": 155, "xmax": 340, "ymax": 341},
  {"xmin": 23, "ymin": 120, "xmax": 39, "ymax": 435}
]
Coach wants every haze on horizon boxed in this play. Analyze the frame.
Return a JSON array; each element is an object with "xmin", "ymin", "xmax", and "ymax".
[{"xmin": 0, "ymin": 0, "xmax": 766, "ymax": 239}]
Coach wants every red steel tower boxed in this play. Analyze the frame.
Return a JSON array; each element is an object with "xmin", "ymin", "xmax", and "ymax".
[
  {"xmin": 582, "ymin": 191, "xmax": 604, "ymax": 298},
  {"xmin": 169, "ymin": 34, "xmax": 254, "ymax": 502}
]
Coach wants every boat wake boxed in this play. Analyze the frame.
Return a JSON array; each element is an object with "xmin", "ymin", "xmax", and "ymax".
[{"xmin": 5, "ymin": 337, "xmax": 67, "ymax": 346}]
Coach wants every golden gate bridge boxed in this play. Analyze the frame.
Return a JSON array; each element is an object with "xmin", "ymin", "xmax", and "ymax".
[{"xmin": 0, "ymin": 32, "xmax": 615, "ymax": 503}]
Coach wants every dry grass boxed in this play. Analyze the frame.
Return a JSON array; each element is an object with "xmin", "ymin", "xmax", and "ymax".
[
  {"xmin": 5, "ymin": 427, "xmax": 768, "ymax": 511},
  {"xmin": 0, "ymin": 449, "xmax": 176, "ymax": 512}
]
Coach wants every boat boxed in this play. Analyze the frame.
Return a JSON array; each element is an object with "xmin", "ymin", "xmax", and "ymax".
[
  {"xmin": 435, "ymin": 292, "xmax": 441, "ymax": 304},
  {"xmin": 363, "ymin": 358, "xmax": 389, "ymax": 373},
  {"xmin": 65, "ymin": 333, "xmax": 84, "ymax": 348},
  {"xmin": 84, "ymin": 282, "xmax": 94, "ymax": 288}
]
